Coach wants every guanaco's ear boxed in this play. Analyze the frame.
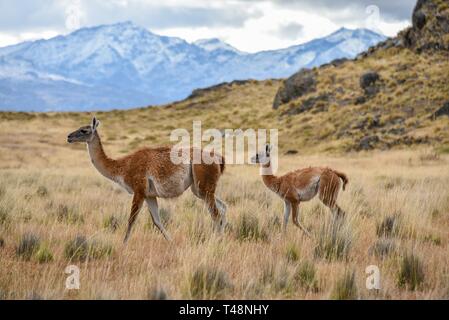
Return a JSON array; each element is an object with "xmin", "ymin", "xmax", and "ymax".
[{"xmin": 91, "ymin": 117, "xmax": 100, "ymax": 131}]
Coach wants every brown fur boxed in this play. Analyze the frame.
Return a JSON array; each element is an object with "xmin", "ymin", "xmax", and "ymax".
[
  {"xmin": 258, "ymin": 157, "xmax": 348, "ymax": 236},
  {"xmin": 68, "ymin": 119, "xmax": 226, "ymax": 243}
]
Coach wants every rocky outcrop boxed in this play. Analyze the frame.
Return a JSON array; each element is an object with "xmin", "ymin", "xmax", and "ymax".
[
  {"xmin": 273, "ymin": 69, "xmax": 316, "ymax": 109},
  {"xmin": 432, "ymin": 101, "xmax": 449, "ymax": 118},
  {"xmin": 403, "ymin": 0, "xmax": 449, "ymax": 52}
]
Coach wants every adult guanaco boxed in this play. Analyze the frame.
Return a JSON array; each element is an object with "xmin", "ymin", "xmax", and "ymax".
[
  {"xmin": 252, "ymin": 145, "xmax": 348, "ymax": 237},
  {"xmin": 67, "ymin": 117, "xmax": 227, "ymax": 243}
]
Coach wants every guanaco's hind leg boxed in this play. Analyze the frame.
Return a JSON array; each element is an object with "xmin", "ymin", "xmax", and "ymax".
[
  {"xmin": 124, "ymin": 191, "xmax": 145, "ymax": 243},
  {"xmin": 191, "ymin": 163, "xmax": 226, "ymax": 232},
  {"xmin": 318, "ymin": 170, "xmax": 346, "ymax": 219},
  {"xmin": 146, "ymin": 197, "xmax": 172, "ymax": 241},
  {"xmin": 291, "ymin": 202, "xmax": 312, "ymax": 238}
]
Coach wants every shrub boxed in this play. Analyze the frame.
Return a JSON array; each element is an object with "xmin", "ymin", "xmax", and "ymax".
[
  {"xmin": 315, "ymin": 219, "xmax": 352, "ymax": 261},
  {"xmin": 376, "ymin": 215, "xmax": 400, "ymax": 237},
  {"xmin": 0, "ymin": 237, "xmax": 4, "ymax": 248},
  {"xmin": 397, "ymin": 253, "xmax": 424, "ymax": 290},
  {"xmin": 188, "ymin": 266, "xmax": 231, "ymax": 299},
  {"xmin": 16, "ymin": 233, "xmax": 41, "ymax": 260},
  {"xmin": 331, "ymin": 270, "xmax": 357, "ymax": 300},
  {"xmin": 64, "ymin": 235, "xmax": 113, "ymax": 262},
  {"xmin": 36, "ymin": 246, "xmax": 54, "ymax": 263},
  {"xmin": 234, "ymin": 214, "xmax": 268, "ymax": 242}
]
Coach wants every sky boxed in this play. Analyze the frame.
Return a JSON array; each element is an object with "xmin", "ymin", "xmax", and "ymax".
[{"xmin": 0, "ymin": 0, "xmax": 416, "ymax": 53}]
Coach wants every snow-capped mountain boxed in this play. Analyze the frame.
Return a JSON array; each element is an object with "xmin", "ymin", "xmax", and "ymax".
[{"xmin": 0, "ymin": 22, "xmax": 386, "ymax": 111}]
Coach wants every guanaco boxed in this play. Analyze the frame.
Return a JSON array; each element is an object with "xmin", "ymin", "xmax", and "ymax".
[
  {"xmin": 252, "ymin": 145, "xmax": 348, "ymax": 237},
  {"xmin": 67, "ymin": 117, "xmax": 227, "ymax": 243}
]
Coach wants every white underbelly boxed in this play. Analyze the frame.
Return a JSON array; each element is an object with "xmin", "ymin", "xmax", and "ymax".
[
  {"xmin": 147, "ymin": 164, "xmax": 192, "ymax": 198},
  {"xmin": 296, "ymin": 176, "xmax": 320, "ymax": 201}
]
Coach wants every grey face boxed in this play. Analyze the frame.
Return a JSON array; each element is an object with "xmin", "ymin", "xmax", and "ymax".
[
  {"xmin": 67, "ymin": 117, "xmax": 100, "ymax": 144},
  {"xmin": 251, "ymin": 144, "xmax": 272, "ymax": 164},
  {"xmin": 67, "ymin": 125, "xmax": 94, "ymax": 143}
]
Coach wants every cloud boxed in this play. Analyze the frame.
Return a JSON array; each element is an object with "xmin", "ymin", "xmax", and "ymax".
[
  {"xmin": 272, "ymin": 22, "xmax": 304, "ymax": 40},
  {"xmin": 0, "ymin": 0, "xmax": 415, "ymax": 51}
]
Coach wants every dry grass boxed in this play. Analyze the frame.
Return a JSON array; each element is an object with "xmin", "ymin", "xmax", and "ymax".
[{"xmin": 0, "ymin": 120, "xmax": 448, "ymax": 299}]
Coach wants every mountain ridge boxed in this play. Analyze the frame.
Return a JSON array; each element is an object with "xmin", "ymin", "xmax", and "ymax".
[{"xmin": 0, "ymin": 22, "xmax": 385, "ymax": 112}]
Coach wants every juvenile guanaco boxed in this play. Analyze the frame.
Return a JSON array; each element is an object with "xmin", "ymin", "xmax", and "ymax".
[{"xmin": 252, "ymin": 145, "xmax": 348, "ymax": 237}]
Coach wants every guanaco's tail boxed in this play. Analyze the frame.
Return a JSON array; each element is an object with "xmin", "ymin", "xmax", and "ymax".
[{"xmin": 333, "ymin": 170, "xmax": 348, "ymax": 191}]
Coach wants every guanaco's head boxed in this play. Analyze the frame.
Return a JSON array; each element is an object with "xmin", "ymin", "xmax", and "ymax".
[
  {"xmin": 67, "ymin": 117, "xmax": 100, "ymax": 144},
  {"xmin": 251, "ymin": 144, "xmax": 272, "ymax": 165}
]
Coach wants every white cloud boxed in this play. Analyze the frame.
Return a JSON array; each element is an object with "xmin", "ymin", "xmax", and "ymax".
[{"xmin": 0, "ymin": 0, "xmax": 413, "ymax": 51}]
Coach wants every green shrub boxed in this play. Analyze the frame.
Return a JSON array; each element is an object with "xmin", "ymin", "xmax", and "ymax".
[{"xmin": 36, "ymin": 246, "xmax": 54, "ymax": 263}]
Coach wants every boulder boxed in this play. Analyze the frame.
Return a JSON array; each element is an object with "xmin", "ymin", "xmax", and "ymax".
[
  {"xmin": 273, "ymin": 69, "xmax": 316, "ymax": 109},
  {"xmin": 413, "ymin": 11, "xmax": 427, "ymax": 30},
  {"xmin": 360, "ymin": 72, "xmax": 380, "ymax": 90},
  {"xmin": 433, "ymin": 102, "xmax": 449, "ymax": 118},
  {"xmin": 358, "ymin": 135, "xmax": 380, "ymax": 151}
]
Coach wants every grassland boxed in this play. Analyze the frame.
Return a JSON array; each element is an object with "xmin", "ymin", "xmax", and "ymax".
[{"xmin": 0, "ymin": 110, "xmax": 448, "ymax": 298}]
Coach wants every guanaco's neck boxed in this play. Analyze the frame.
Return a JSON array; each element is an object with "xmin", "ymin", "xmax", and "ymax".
[
  {"xmin": 87, "ymin": 132, "xmax": 118, "ymax": 180},
  {"xmin": 261, "ymin": 160, "xmax": 280, "ymax": 193}
]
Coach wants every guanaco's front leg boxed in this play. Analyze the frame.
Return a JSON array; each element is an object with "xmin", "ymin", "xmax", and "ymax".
[
  {"xmin": 123, "ymin": 191, "xmax": 145, "ymax": 243},
  {"xmin": 291, "ymin": 202, "xmax": 311, "ymax": 238}
]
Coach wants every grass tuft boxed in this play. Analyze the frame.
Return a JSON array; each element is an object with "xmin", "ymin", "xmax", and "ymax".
[
  {"xmin": 16, "ymin": 233, "xmax": 41, "ymax": 260},
  {"xmin": 285, "ymin": 244, "xmax": 300, "ymax": 262},
  {"xmin": 103, "ymin": 215, "xmax": 120, "ymax": 232},
  {"xmin": 315, "ymin": 218, "xmax": 352, "ymax": 261},
  {"xmin": 64, "ymin": 235, "xmax": 113, "ymax": 262},
  {"xmin": 376, "ymin": 215, "xmax": 400, "ymax": 237},
  {"xmin": 188, "ymin": 266, "xmax": 232, "ymax": 299},
  {"xmin": 397, "ymin": 253, "xmax": 425, "ymax": 290},
  {"xmin": 330, "ymin": 270, "xmax": 357, "ymax": 300},
  {"xmin": 234, "ymin": 213, "xmax": 268, "ymax": 242},
  {"xmin": 369, "ymin": 239, "xmax": 396, "ymax": 257},
  {"xmin": 293, "ymin": 261, "xmax": 319, "ymax": 291},
  {"xmin": 36, "ymin": 246, "xmax": 54, "ymax": 263}
]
